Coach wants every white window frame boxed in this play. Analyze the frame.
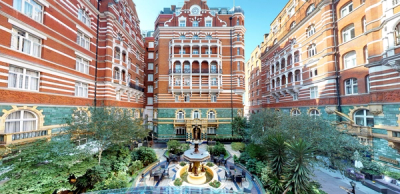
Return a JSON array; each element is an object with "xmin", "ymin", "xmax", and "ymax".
[
  {"xmin": 13, "ymin": 0, "xmax": 44, "ymax": 23},
  {"xmin": 345, "ymin": 78, "xmax": 358, "ymax": 95},
  {"xmin": 192, "ymin": 21, "xmax": 199, "ymax": 27},
  {"xmin": 342, "ymin": 24, "xmax": 355, "ymax": 43},
  {"xmin": 354, "ymin": 109, "xmax": 374, "ymax": 127},
  {"xmin": 291, "ymin": 110, "xmax": 300, "ymax": 116},
  {"xmin": 205, "ymin": 20, "xmax": 212, "ymax": 27},
  {"xmin": 366, "ymin": 76, "xmax": 370, "ymax": 93},
  {"xmin": 211, "ymin": 95, "xmax": 217, "ymax": 102},
  {"xmin": 148, "ymin": 63, "xmax": 154, "ymax": 70},
  {"xmin": 307, "ymin": 25, "xmax": 315, "ymax": 37},
  {"xmin": 310, "ymin": 109, "xmax": 320, "ymax": 118},
  {"xmin": 344, "ymin": 51, "xmax": 357, "ymax": 69},
  {"xmin": 148, "ymin": 42, "xmax": 154, "ymax": 48},
  {"xmin": 8, "ymin": 66, "xmax": 40, "ymax": 91},
  {"xmin": 179, "ymin": 20, "xmax": 186, "ymax": 27},
  {"xmin": 148, "ymin": 85, "xmax": 153, "ymax": 93},
  {"xmin": 308, "ymin": 44, "xmax": 316, "ymax": 57},
  {"xmin": 75, "ymin": 82, "xmax": 88, "ymax": 98},
  {"xmin": 208, "ymin": 111, "xmax": 216, "ymax": 119},
  {"xmin": 5, "ymin": 110, "xmax": 38, "ymax": 133},
  {"xmin": 11, "ymin": 28, "xmax": 42, "ymax": 57},
  {"xmin": 340, "ymin": 2, "xmax": 353, "ymax": 18},
  {"xmin": 207, "ymin": 127, "xmax": 216, "ymax": 135},
  {"xmin": 147, "ymin": 97, "xmax": 153, "ymax": 105},
  {"xmin": 148, "ymin": 74, "xmax": 153, "ymax": 82},
  {"xmin": 78, "ymin": 9, "xmax": 91, "ymax": 27},
  {"xmin": 76, "ymin": 57, "xmax": 89, "ymax": 74},
  {"xmin": 310, "ymin": 86, "xmax": 318, "ymax": 99},
  {"xmin": 77, "ymin": 31, "xmax": 90, "ymax": 49},
  {"xmin": 148, "ymin": 52, "xmax": 154, "ymax": 59},
  {"xmin": 175, "ymin": 95, "xmax": 179, "ymax": 102},
  {"xmin": 184, "ymin": 95, "xmax": 190, "ymax": 102}
]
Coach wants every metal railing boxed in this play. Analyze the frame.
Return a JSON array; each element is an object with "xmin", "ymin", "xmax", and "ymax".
[{"xmin": 128, "ymin": 82, "xmax": 145, "ymax": 92}]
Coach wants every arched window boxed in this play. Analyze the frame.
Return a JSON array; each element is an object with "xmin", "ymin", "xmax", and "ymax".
[
  {"xmin": 281, "ymin": 58, "xmax": 285, "ymax": 69},
  {"xmin": 237, "ymin": 34, "xmax": 240, "ymax": 41},
  {"xmin": 344, "ymin": 51, "xmax": 357, "ymax": 69},
  {"xmin": 345, "ymin": 78, "xmax": 358, "ymax": 95},
  {"xmin": 237, "ymin": 19, "xmax": 240, "ymax": 25},
  {"xmin": 78, "ymin": 9, "xmax": 91, "ymax": 27},
  {"xmin": 177, "ymin": 111, "xmax": 185, "ymax": 120},
  {"xmin": 354, "ymin": 109, "xmax": 374, "ymax": 127},
  {"xmin": 307, "ymin": 25, "xmax": 315, "ymax": 37},
  {"xmin": 290, "ymin": 21, "xmax": 296, "ymax": 30},
  {"xmin": 340, "ymin": 2, "xmax": 353, "ymax": 18},
  {"xmin": 291, "ymin": 109, "xmax": 301, "ymax": 116},
  {"xmin": 308, "ymin": 44, "xmax": 316, "ymax": 57},
  {"xmin": 114, "ymin": 47, "xmax": 120, "ymax": 59},
  {"xmin": 362, "ymin": 17, "xmax": 366, "ymax": 33},
  {"xmin": 395, "ymin": 22, "xmax": 400, "ymax": 45},
  {"xmin": 295, "ymin": 70, "xmax": 301, "ymax": 81},
  {"xmin": 114, "ymin": 67, "xmax": 120, "ymax": 80},
  {"xmin": 306, "ymin": 4, "xmax": 315, "ymax": 16},
  {"xmin": 272, "ymin": 80, "xmax": 275, "ymax": 88},
  {"xmin": 271, "ymin": 64, "xmax": 275, "ymax": 73},
  {"xmin": 208, "ymin": 111, "xmax": 216, "ymax": 119},
  {"xmin": 276, "ymin": 77, "xmax": 281, "ymax": 87},
  {"xmin": 287, "ymin": 55, "xmax": 293, "ymax": 66},
  {"xmin": 288, "ymin": 72, "xmax": 293, "ymax": 83},
  {"xmin": 309, "ymin": 109, "xmax": 320, "ymax": 118},
  {"xmin": 276, "ymin": 62, "xmax": 279, "ymax": 72},
  {"xmin": 192, "ymin": 35, "xmax": 199, "ymax": 40},
  {"xmin": 175, "ymin": 62, "xmax": 181, "ymax": 72},
  {"xmin": 179, "ymin": 35, "xmax": 186, "ymax": 40},
  {"xmin": 5, "ymin": 110, "xmax": 37, "ymax": 133},
  {"xmin": 282, "ymin": 75, "xmax": 286, "ymax": 85},
  {"xmin": 193, "ymin": 21, "xmax": 199, "ymax": 27},
  {"xmin": 193, "ymin": 110, "xmax": 200, "ymax": 119},
  {"xmin": 342, "ymin": 24, "xmax": 355, "ymax": 43},
  {"xmin": 273, "ymin": 38, "xmax": 278, "ymax": 45},
  {"xmin": 206, "ymin": 35, "xmax": 212, "ymax": 40}
]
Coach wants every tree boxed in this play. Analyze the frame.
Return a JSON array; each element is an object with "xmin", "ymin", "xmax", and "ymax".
[
  {"xmin": 66, "ymin": 106, "xmax": 148, "ymax": 165},
  {"xmin": 231, "ymin": 116, "xmax": 247, "ymax": 138},
  {"xmin": 0, "ymin": 137, "xmax": 96, "ymax": 194},
  {"xmin": 265, "ymin": 134, "xmax": 287, "ymax": 180},
  {"xmin": 285, "ymin": 139, "xmax": 315, "ymax": 194}
]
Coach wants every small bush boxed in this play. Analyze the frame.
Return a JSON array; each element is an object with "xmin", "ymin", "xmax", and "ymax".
[
  {"xmin": 384, "ymin": 171, "xmax": 400, "ymax": 180},
  {"xmin": 180, "ymin": 162, "xmax": 186, "ymax": 167},
  {"xmin": 208, "ymin": 142, "xmax": 227, "ymax": 156},
  {"xmin": 131, "ymin": 146, "xmax": 157, "ymax": 166},
  {"xmin": 209, "ymin": 180, "xmax": 221, "ymax": 188},
  {"xmin": 206, "ymin": 162, "xmax": 214, "ymax": 167},
  {"xmin": 231, "ymin": 142, "xmax": 245, "ymax": 152},
  {"xmin": 128, "ymin": 160, "xmax": 143, "ymax": 175},
  {"xmin": 174, "ymin": 178, "xmax": 183, "ymax": 186}
]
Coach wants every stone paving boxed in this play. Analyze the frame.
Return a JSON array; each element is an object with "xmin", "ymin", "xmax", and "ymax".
[{"xmin": 312, "ymin": 167, "xmax": 380, "ymax": 194}]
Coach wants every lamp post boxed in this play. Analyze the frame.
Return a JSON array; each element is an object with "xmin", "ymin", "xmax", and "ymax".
[{"xmin": 350, "ymin": 181, "xmax": 356, "ymax": 194}]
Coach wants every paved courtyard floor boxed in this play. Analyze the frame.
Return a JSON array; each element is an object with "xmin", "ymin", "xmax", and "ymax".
[{"xmin": 312, "ymin": 167, "xmax": 380, "ymax": 194}]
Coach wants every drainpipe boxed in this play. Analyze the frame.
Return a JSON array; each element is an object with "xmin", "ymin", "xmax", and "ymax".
[
  {"xmin": 94, "ymin": 0, "xmax": 101, "ymax": 107},
  {"xmin": 230, "ymin": 17, "xmax": 234, "ymax": 137},
  {"xmin": 332, "ymin": 0, "xmax": 342, "ymax": 121}
]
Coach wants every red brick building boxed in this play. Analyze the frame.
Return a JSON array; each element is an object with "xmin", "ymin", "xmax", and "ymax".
[
  {"xmin": 151, "ymin": 0, "xmax": 246, "ymax": 141},
  {"xmin": 0, "ymin": 0, "xmax": 145, "ymax": 145},
  {"xmin": 250, "ymin": 0, "xmax": 400, "ymax": 169}
]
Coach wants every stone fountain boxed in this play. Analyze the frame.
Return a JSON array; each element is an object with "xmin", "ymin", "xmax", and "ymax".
[{"xmin": 182, "ymin": 140, "xmax": 211, "ymax": 185}]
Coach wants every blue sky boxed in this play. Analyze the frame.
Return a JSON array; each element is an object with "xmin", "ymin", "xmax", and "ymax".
[{"xmin": 134, "ymin": 0, "xmax": 288, "ymax": 61}]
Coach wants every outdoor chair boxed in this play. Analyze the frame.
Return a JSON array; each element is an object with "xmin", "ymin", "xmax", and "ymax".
[
  {"xmin": 235, "ymin": 175, "xmax": 243, "ymax": 186},
  {"xmin": 242, "ymin": 171, "xmax": 247, "ymax": 181},
  {"xmin": 163, "ymin": 169, "xmax": 170, "ymax": 179},
  {"xmin": 154, "ymin": 175, "xmax": 160, "ymax": 185},
  {"xmin": 225, "ymin": 171, "xmax": 232, "ymax": 181},
  {"xmin": 243, "ymin": 188, "xmax": 252, "ymax": 193},
  {"xmin": 229, "ymin": 166, "xmax": 235, "ymax": 170}
]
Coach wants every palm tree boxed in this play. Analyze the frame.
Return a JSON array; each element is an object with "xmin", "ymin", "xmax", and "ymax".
[
  {"xmin": 285, "ymin": 139, "xmax": 315, "ymax": 194},
  {"xmin": 265, "ymin": 134, "xmax": 287, "ymax": 179}
]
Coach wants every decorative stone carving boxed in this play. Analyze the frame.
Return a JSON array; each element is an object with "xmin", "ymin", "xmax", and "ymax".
[
  {"xmin": 369, "ymin": 104, "xmax": 383, "ymax": 115},
  {"xmin": 324, "ymin": 106, "xmax": 337, "ymax": 114}
]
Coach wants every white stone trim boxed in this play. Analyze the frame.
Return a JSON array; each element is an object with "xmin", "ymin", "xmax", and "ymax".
[
  {"xmin": 8, "ymin": 18, "xmax": 47, "ymax": 40},
  {"xmin": 76, "ymin": 24, "xmax": 94, "ymax": 38}
]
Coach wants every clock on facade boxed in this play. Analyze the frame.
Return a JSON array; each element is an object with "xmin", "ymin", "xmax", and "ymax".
[{"xmin": 192, "ymin": 7, "xmax": 200, "ymax": 15}]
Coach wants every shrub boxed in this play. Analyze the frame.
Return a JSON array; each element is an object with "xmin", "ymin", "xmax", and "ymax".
[
  {"xmin": 131, "ymin": 147, "xmax": 157, "ymax": 166},
  {"xmin": 209, "ymin": 180, "xmax": 221, "ymax": 188},
  {"xmin": 231, "ymin": 142, "xmax": 245, "ymax": 152},
  {"xmin": 206, "ymin": 162, "xmax": 214, "ymax": 167},
  {"xmin": 128, "ymin": 160, "xmax": 143, "ymax": 175},
  {"xmin": 209, "ymin": 142, "xmax": 226, "ymax": 156},
  {"xmin": 174, "ymin": 178, "xmax": 183, "ymax": 186},
  {"xmin": 180, "ymin": 162, "xmax": 186, "ymax": 167},
  {"xmin": 384, "ymin": 171, "xmax": 400, "ymax": 180},
  {"xmin": 167, "ymin": 140, "xmax": 190, "ymax": 155}
]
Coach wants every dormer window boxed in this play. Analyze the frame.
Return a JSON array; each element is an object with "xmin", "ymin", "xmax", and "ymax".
[
  {"xmin": 179, "ymin": 20, "xmax": 186, "ymax": 27},
  {"xmin": 205, "ymin": 20, "xmax": 212, "ymax": 27}
]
